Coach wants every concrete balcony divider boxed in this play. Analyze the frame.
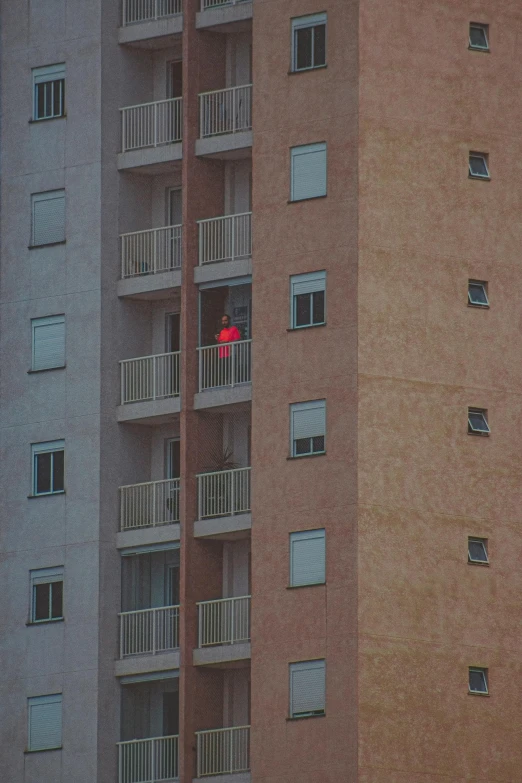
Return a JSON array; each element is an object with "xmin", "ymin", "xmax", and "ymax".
[
  {"xmin": 197, "ymin": 467, "xmax": 251, "ymax": 519},
  {"xmin": 197, "ymin": 340, "xmax": 251, "ymax": 392},
  {"xmin": 120, "ymin": 352, "xmax": 180, "ymax": 404},
  {"xmin": 121, "ymin": 97, "xmax": 182, "ymax": 152},
  {"xmin": 196, "ymin": 726, "xmax": 250, "ymax": 778},
  {"xmin": 198, "ymin": 212, "xmax": 251, "ymax": 265},
  {"xmin": 197, "ymin": 595, "xmax": 250, "ymax": 647},
  {"xmin": 119, "ymin": 605, "xmax": 180, "ymax": 657},
  {"xmin": 199, "ymin": 85, "xmax": 252, "ymax": 138},
  {"xmin": 120, "ymin": 478, "xmax": 180, "ymax": 530},
  {"xmin": 121, "ymin": 225, "xmax": 182, "ymax": 279},
  {"xmin": 118, "ymin": 735, "xmax": 179, "ymax": 783},
  {"xmin": 123, "ymin": 0, "xmax": 181, "ymax": 25}
]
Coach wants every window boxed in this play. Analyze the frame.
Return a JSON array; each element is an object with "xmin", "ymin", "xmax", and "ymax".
[
  {"xmin": 290, "ymin": 143, "xmax": 327, "ymax": 202},
  {"xmin": 290, "ymin": 400, "xmax": 326, "ymax": 457},
  {"xmin": 31, "ymin": 190, "xmax": 65, "ymax": 247},
  {"xmin": 291, "ymin": 13, "xmax": 327, "ymax": 71},
  {"xmin": 32, "ymin": 64, "xmax": 65, "ymax": 121},
  {"xmin": 468, "ymin": 538, "xmax": 488, "ymax": 564},
  {"xmin": 290, "ymin": 529, "xmax": 325, "ymax": 587},
  {"xmin": 469, "ymin": 667, "xmax": 488, "ymax": 695},
  {"xmin": 289, "ymin": 660, "xmax": 325, "ymax": 718},
  {"xmin": 28, "ymin": 694, "xmax": 62, "ymax": 751},
  {"xmin": 30, "ymin": 567, "xmax": 63, "ymax": 623},
  {"xmin": 468, "ymin": 408, "xmax": 490, "ymax": 436},
  {"xmin": 32, "ymin": 441, "xmax": 65, "ymax": 496},
  {"xmin": 469, "ymin": 153, "xmax": 490, "ymax": 179},
  {"xmin": 31, "ymin": 315, "xmax": 65, "ymax": 371},
  {"xmin": 290, "ymin": 271, "xmax": 326, "ymax": 329},
  {"xmin": 469, "ymin": 23, "xmax": 489, "ymax": 51},
  {"xmin": 468, "ymin": 280, "xmax": 489, "ymax": 307}
]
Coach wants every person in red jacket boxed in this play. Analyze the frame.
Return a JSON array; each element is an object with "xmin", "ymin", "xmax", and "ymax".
[{"xmin": 215, "ymin": 314, "xmax": 241, "ymax": 385}]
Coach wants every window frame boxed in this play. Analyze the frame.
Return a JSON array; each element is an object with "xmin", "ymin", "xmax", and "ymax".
[
  {"xmin": 290, "ymin": 142, "xmax": 327, "ymax": 202},
  {"xmin": 289, "ymin": 529, "xmax": 326, "ymax": 587},
  {"xmin": 468, "ymin": 537, "xmax": 489, "ymax": 565},
  {"xmin": 31, "ymin": 189, "xmax": 66, "ymax": 247},
  {"xmin": 290, "ymin": 399, "xmax": 326, "ymax": 458},
  {"xmin": 30, "ymin": 567, "xmax": 64, "ymax": 624},
  {"xmin": 467, "ymin": 408, "xmax": 490, "ymax": 436},
  {"xmin": 468, "ymin": 280, "xmax": 489, "ymax": 308},
  {"xmin": 27, "ymin": 693, "xmax": 63, "ymax": 752},
  {"xmin": 291, "ymin": 13, "xmax": 327, "ymax": 73},
  {"xmin": 289, "ymin": 659, "xmax": 326, "ymax": 718},
  {"xmin": 468, "ymin": 667, "xmax": 489, "ymax": 695},
  {"xmin": 31, "ymin": 440, "xmax": 65, "ymax": 496},
  {"xmin": 32, "ymin": 64, "xmax": 66, "ymax": 121},
  {"xmin": 468, "ymin": 152, "xmax": 490, "ymax": 180},
  {"xmin": 31, "ymin": 314, "xmax": 66, "ymax": 371},
  {"xmin": 290, "ymin": 270, "xmax": 326, "ymax": 329},
  {"xmin": 469, "ymin": 23, "xmax": 489, "ymax": 51}
]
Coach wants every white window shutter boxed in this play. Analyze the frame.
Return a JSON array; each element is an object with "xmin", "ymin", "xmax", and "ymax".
[
  {"xmin": 290, "ymin": 660, "xmax": 325, "ymax": 716},
  {"xmin": 31, "ymin": 566, "xmax": 64, "ymax": 586},
  {"xmin": 290, "ymin": 529, "xmax": 325, "ymax": 586},
  {"xmin": 32, "ymin": 191, "xmax": 65, "ymax": 246},
  {"xmin": 32, "ymin": 316, "xmax": 65, "ymax": 370},
  {"xmin": 292, "ymin": 400, "xmax": 326, "ymax": 440},
  {"xmin": 33, "ymin": 64, "xmax": 65, "ymax": 85},
  {"xmin": 291, "ymin": 271, "xmax": 326, "ymax": 297},
  {"xmin": 28, "ymin": 694, "xmax": 62, "ymax": 751},
  {"xmin": 291, "ymin": 144, "xmax": 327, "ymax": 201}
]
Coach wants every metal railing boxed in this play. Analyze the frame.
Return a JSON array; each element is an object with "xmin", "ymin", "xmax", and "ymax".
[
  {"xmin": 120, "ymin": 352, "xmax": 180, "ymax": 405},
  {"xmin": 121, "ymin": 97, "xmax": 182, "ymax": 152},
  {"xmin": 197, "ymin": 595, "xmax": 250, "ymax": 647},
  {"xmin": 121, "ymin": 225, "xmax": 182, "ymax": 279},
  {"xmin": 120, "ymin": 478, "xmax": 180, "ymax": 531},
  {"xmin": 196, "ymin": 726, "xmax": 250, "ymax": 778},
  {"xmin": 198, "ymin": 212, "xmax": 251, "ymax": 265},
  {"xmin": 118, "ymin": 735, "xmax": 179, "ymax": 783},
  {"xmin": 201, "ymin": 0, "xmax": 250, "ymax": 7},
  {"xmin": 123, "ymin": 0, "xmax": 182, "ymax": 25},
  {"xmin": 198, "ymin": 339, "xmax": 251, "ymax": 391},
  {"xmin": 119, "ymin": 605, "xmax": 180, "ymax": 657},
  {"xmin": 197, "ymin": 467, "xmax": 250, "ymax": 520},
  {"xmin": 199, "ymin": 84, "xmax": 252, "ymax": 138}
]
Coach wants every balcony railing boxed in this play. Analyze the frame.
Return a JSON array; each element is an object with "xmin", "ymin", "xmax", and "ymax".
[
  {"xmin": 198, "ymin": 340, "xmax": 251, "ymax": 391},
  {"xmin": 120, "ymin": 605, "xmax": 180, "ymax": 657},
  {"xmin": 121, "ymin": 97, "xmax": 182, "ymax": 152},
  {"xmin": 196, "ymin": 726, "xmax": 250, "ymax": 778},
  {"xmin": 199, "ymin": 84, "xmax": 252, "ymax": 138},
  {"xmin": 118, "ymin": 735, "xmax": 179, "ymax": 783},
  {"xmin": 201, "ymin": 0, "xmax": 250, "ymax": 7},
  {"xmin": 197, "ymin": 595, "xmax": 250, "ymax": 647},
  {"xmin": 120, "ymin": 478, "xmax": 180, "ymax": 531},
  {"xmin": 197, "ymin": 467, "xmax": 250, "ymax": 520},
  {"xmin": 198, "ymin": 212, "xmax": 251, "ymax": 265},
  {"xmin": 123, "ymin": 0, "xmax": 182, "ymax": 25},
  {"xmin": 121, "ymin": 225, "xmax": 182, "ymax": 279},
  {"xmin": 120, "ymin": 352, "xmax": 180, "ymax": 405}
]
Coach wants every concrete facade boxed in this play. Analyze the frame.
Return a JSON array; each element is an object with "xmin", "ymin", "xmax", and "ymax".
[{"xmin": 1, "ymin": 0, "xmax": 521, "ymax": 782}]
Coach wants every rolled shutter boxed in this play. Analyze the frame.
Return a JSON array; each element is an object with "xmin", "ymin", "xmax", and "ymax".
[
  {"xmin": 290, "ymin": 529, "xmax": 325, "ymax": 586},
  {"xmin": 291, "ymin": 271, "xmax": 326, "ymax": 297},
  {"xmin": 31, "ymin": 566, "xmax": 64, "ymax": 586},
  {"xmin": 28, "ymin": 694, "xmax": 62, "ymax": 751},
  {"xmin": 33, "ymin": 64, "xmax": 65, "ymax": 84},
  {"xmin": 290, "ymin": 660, "xmax": 325, "ymax": 716},
  {"xmin": 32, "ymin": 316, "xmax": 65, "ymax": 370},
  {"xmin": 292, "ymin": 400, "xmax": 326, "ymax": 440},
  {"xmin": 32, "ymin": 191, "xmax": 65, "ymax": 246},
  {"xmin": 291, "ymin": 143, "xmax": 327, "ymax": 201}
]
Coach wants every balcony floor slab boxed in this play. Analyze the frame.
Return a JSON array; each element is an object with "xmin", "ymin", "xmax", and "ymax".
[
  {"xmin": 117, "ymin": 523, "xmax": 181, "ymax": 551},
  {"xmin": 116, "ymin": 650, "xmax": 180, "ymax": 679},
  {"xmin": 193, "ymin": 642, "xmax": 251, "ymax": 668},
  {"xmin": 194, "ymin": 385, "xmax": 251, "ymax": 411},
  {"xmin": 196, "ymin": 1, "xmax": 252, "ymax": 31},
  {"xmin": 195, "ymin": 132, "xmax": 251, "ymax": 160},
  {"xmin": 117, "ymin": 396, "xmax": 181, "ymax": 424},
  {"xmin": 194, "ymin": 257, "xmax": 251, "ymax": 286},
  {"xmin": 118, "ymin": 15, "xmax": 183, "ymax": 47},
  {"xmin": 193, "ymin": 773, "xmax": 251, "ymax": 783},
  {"xmin": 118, "ymin": 143, "xmax": 182, "ymax": 173},
  {"xmin": 118, "ymin": 269, "xmax": 181, "ymax": 299},
  {"xmin": 194, "ymin": 512, "xmax": 251, "ymax": 540}
]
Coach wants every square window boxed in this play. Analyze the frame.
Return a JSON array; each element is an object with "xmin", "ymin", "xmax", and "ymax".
[
  {"xmin": 292, "ymin": 13, "xmax": 327, "ymax": 72},
  {"xmin": 32, "ymin": 64, "xmax": 65, "ymax": 121},
  {"xmin": 290, "ymin": 529, "xmax": 326, "ymax": 587},
  {"xmin": 469, "ymin": 667, "xmax": 488, "ymax": 694},
  {"xmin": 469, "ymin": 153, "xmax": 490, "ymax": 179},
  {"xmin": 468, "ymin": 538, "xmax": 488, "ymax": 564},
  {"xmin": 468, "ymin": 281, "xmax": 489, "ymax": 307},
  {"xmin": 468, "ymin": 408, "xmax": 490, "ymax": 436},
  {"xmin": 469, "ymin": 23, "xmax": 489, "ymax": 51},
  {"xmin": 32, "ymin": 441, "xmax": 65, "ymax": 496},
  {"xmin": 290, "ymin": 143, "xmax": 327, "ymax": 202},
  {"xmin": 289, "ymin": 659, "xmax": 326, "ymax": 718},
  {"xmin": 30, "ymin": 567, "xmax": 64, "ymax": 622},
  {"xmin": 290, "ymin": 400, "xmax": 326, "ymax": 457},
  {"xmin": 31, "ymin": 190, "xmax": 65, "ymax": 247},
  {"xmin": 31, "ymin": 315, "xmax": 65, "ymax": 371},
  {"xmin": 28, "ymin": 694, "xmax": 62, "ymax": 751},
  {"xmin": 290, "ymin": 271, "xmax": 326, "ymax": 329}
]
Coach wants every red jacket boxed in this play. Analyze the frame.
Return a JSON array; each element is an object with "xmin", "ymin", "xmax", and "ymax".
[{"xmin": 218, "ymin": 326, "xmax": 241, "ymax": 358}]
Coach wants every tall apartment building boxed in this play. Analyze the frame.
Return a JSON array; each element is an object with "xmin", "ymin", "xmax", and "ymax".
[{"xmin": 1, "ymin": 0, "xmax": 521, "ymax": 781}]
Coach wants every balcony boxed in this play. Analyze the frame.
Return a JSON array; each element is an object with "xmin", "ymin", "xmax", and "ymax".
[
  {"xmin": 194, "ymin": 467, "xmax": 250, "ymax": 539},
  {"xmin": 120, "ymin": 0, "xmax": 183, "ymax": 48},
  {"xmin": 120, "ymin": 605, "xmax": 180, "ymax": 658},
  {"xmin": 195, "ymin": 341, "xmax": 251, "ymax": 410},
  {"xmin": 118, "ymin": 225, "xmax": 182, "ymax": 299},
  {"xmin": 194, "ymin": 595, "xmax": 250, "ymax": 667},
  {"xmin": 195, "ymin": 213, "xmax": 251, "ymax": 286},
  {"xmin": 118, "ymin": 735, "xmax": 179, "ymax": 783},
  {"xmin": 195, "ymin": 726, "xmax": 250, "ymax": 779},
  {"xmin": 118, "ymin": 352, "xmax": 180, "ymax": 423},
  {"xmin": 196, "ymin": 85, "xmax": 252, "ymax": 159},
  {"xmin": 196, "ymin": 0, "xmax": 252, "ymax": 32},
  {"xmin": 120, "ymin": 478, "xmax": 180, "ymax": 529},
  {"xmin": 118, "ymin": 98, "xmax": 182, "ymax": 173}
]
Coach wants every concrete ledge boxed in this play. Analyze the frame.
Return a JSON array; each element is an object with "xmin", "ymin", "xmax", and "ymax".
[
  {"xmin": 118, "ymin": 269, "xmax": 181, "ymax": 299},
  {"xmin": 194, "ymin": 258, "xmax": 251, "ymax": 286},
  {"xmin": 194, "ymin": 385, "xmax": 251, "ymax": 410},
  {"xmin": 195, "ymin": 132, "xmax": 251, "ymax": 160},
  {"xmin": 196, "ymin": 1, "xmax": 252, "ymax": 30},
  {"xmin": 118, "ymin": 142, "xmax": 182, "ymax": 173},
  {"xmin": 193, "ymin": 642, "xmax": 251, "ymax": 667},
  {"xmin": 115, "ymin": 650, "xmax": 180, "ymax": 679},
  {"xmin": 194, "ymin": 513, "xmax": 251, "ymax": 539},
  {"xmin": 193, "ymin": 774, "xmax": 250, "ymax": 783},
  {"xmin": 117, "ymin": 523, "xmax": 181, "ymax": 551},
  {"xmin": 117, "ymin": 396, "xmax": 181, "ymax": 424},
  {"xmin": 118, "ymin": 15, "xmax": 183, "ymax": 47}
]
